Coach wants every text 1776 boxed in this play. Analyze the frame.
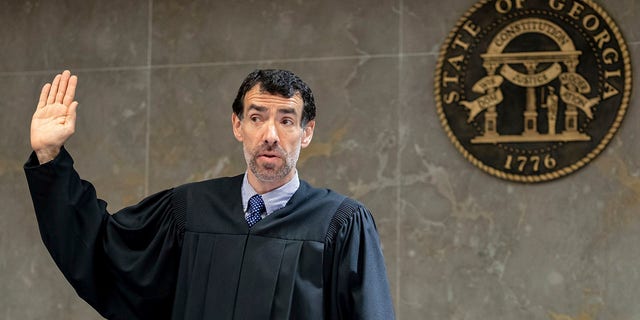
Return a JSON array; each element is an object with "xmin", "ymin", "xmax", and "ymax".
[{"xmin": 504, "ymin": 154, "xmax": 557, "ymax": 172}]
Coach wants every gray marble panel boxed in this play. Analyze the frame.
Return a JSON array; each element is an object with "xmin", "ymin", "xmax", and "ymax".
[
  {"xmin": 397, "ymin": 43, "xmax": 640, "ymax": 320},
  {"xmin": 402, "ymin": 0, "xmax": 475, "ymax": 54},
  {"xmin": 0, "ymin": 75, "xmax": 67, "ymax": 320},
  {"xmin": 601, "ymin": 0, "xmax": 640, "ymax": 43},
  {"xmin": 148, "ymin": 66, "xmax": 249, "ymax": 192},
  {"xmin": 152, "ymin": 0, "xmax": 398, "ymax": 65},
  {"xmin": 0, "ymin": 1, "xmax": 148, "ymax": 72}
]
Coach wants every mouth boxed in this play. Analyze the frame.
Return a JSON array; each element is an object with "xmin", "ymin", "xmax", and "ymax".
[
  {"xmin": 257, "ymin": 152, "xmax": 283, "ymax": 163},
  {"xmin": 259, "ymin": 152, "xmax": 280, "ymax": 158}
]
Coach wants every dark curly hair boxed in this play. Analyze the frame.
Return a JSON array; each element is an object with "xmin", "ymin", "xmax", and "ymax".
[{"xmin": 232, "ymin": 69, "xmax": 316, "ymax": 126}]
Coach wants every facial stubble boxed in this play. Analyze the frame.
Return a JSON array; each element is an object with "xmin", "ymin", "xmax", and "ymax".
[{"xmin": 244, "ymin": 141, "xmax": 301, "ymax": 183}]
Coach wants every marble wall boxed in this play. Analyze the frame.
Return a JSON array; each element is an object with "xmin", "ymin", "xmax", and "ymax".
[{"xmin": 1, "ymin": 0, "xmax": 638, "ymax": 319}]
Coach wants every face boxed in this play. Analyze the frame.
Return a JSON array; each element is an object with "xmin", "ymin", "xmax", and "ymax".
[{"xmin": 232, "ymin": 84, "xmax": 315, "ymax": 192}]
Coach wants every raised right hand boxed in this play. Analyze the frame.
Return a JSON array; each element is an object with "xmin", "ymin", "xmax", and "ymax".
[{"xmin": 30, "ymin": 70, "xmax": 79, "ymax": 164}]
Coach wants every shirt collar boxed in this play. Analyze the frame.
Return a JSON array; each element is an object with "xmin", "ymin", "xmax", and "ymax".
[{"xmin": 241, "ymin": 171, "xmax": 300, "ymax": 216}]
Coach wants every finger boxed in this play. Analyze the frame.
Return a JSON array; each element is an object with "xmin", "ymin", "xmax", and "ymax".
[
  {"xmin": 46, "ymin": 74, "xmax": 61, "ymax": 105},
  {"xmin": 66, "ymin": 101, "xmax": 79, "ymax": 131},
  {"xmin": 37, "ymin": 83, "xmax": 51, "ymax": 109},
  {"xmin": 63, "ymin": 75, "xmax": 78, "ymax": 106},
  {"xmin": 55, "ymin": 70, "xmax": 71, "ymax": 104}
]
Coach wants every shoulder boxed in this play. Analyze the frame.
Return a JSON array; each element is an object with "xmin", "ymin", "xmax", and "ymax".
[
  {"xmin": 297, "ymin": 179, "xmax": 346, "ymax": 202},
  {"xmin": 297, "ymin": 180, "xmax": 373, "ymax": 217},
  {"xmin": 297, "ymin": 181, "xmax": 377, "ymax": 243},
  {"xmin": 324, "ymin": 196, "xmax": 375, "ymax": 244},
  {"xmin": 293, "ymin": 180, "xmax": 349, "ymax": 217}
]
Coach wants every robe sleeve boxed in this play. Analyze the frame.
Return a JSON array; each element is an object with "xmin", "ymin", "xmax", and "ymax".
[
  {"xmin": 323, "ymin": 200, "xmax": 396, "ymax": 319},
  {"xmin": 24, "ymin": 147, "xmax": 185, "ymax": 320}
]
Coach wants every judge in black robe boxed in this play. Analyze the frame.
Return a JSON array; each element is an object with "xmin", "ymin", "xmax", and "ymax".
[{"xmin": 24, "ymin": 69, "xmax": 395, "ymax": 319}]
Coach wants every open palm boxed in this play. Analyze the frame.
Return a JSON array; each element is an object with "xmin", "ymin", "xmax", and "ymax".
[{"xmin": 30, "ymin": 70, "xmax": 79, "ymax": 163}]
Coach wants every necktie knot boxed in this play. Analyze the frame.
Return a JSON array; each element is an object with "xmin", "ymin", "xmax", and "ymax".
[{"xmin": 246, "ymin": 194, "xmax": 265, "ymax": 228}]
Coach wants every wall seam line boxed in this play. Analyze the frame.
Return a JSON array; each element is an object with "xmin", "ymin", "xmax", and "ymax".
[
  {"xmin": 396, "ymin": 0, "xmax": 404, "ymax": 318},
  {"xmin": 0, "ymin": 53, "xmax": 436, "ymax": 77},
  {"xmin": 145, "ymin": 0, "xmax": 153, "ymax": 196}
]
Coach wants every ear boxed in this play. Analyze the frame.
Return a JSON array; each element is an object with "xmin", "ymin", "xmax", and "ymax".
[
  {"xmin": 232, "ymin": 113, "xmax": 243, "ymax": 142},
  {"xmin": 301, "ymin": 120, "xmax": 315, "ymax": 148}
]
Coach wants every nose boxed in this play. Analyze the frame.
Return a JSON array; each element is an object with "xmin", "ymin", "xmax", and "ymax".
[{"xmin": 263, "ymin": 120, "xmax": 279, "ymax": 146}]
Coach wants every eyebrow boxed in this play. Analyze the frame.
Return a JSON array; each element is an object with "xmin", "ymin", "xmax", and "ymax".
[
  {"xmin": 278, "ymin": 107, "xmax": 297, "ymax": 116},
  {"xmin": 248, "ymin": 105, "xmax": 268, "ymax": 113},
  {"xmin": 247, "ymin": 104, "xmax": 298, "ymax": 116}
]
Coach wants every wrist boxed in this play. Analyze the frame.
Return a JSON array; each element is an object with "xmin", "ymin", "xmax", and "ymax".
[{"xmin": 35, "ymin": 148, "xmax": 60, "ymax": 164}]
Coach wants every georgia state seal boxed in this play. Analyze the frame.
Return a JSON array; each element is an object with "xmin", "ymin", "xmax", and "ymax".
[{"xmin": 435, "ymin": 0, "xmax": 632, "ymax": 182}]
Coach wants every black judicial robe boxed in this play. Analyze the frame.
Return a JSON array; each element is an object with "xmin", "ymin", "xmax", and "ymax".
[{"xmin": 24, "ymin": 147, "xmax": 395, "ymax": 320}]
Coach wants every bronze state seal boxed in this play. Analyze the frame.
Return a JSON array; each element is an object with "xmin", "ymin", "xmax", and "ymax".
[{"xmin": 435, "ymin": 0, "xmax": 632, "ymax": 182}]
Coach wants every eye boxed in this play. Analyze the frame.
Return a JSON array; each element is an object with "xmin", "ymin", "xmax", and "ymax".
[
  {"xmin": 249, "ymin": 115, "xmax": 261, "ymax": 122},
  {"xmin": 281, "ymin": 118, "xmax": 295, "ymax": 126}
]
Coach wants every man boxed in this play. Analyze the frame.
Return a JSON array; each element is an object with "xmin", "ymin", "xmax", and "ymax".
[{"xmin": 25, "ymin": 69, "xmax": 395, "ymax": 319}]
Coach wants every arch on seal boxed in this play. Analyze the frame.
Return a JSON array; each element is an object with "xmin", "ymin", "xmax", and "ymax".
[{"xmin": 487, "ymin": 18, "xmax": 576, "ymax": 54}]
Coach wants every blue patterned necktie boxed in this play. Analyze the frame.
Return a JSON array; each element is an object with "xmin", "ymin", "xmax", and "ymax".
[{"xmin": 246, "ymin": 194, "xmax": 265, "ymax": 228}]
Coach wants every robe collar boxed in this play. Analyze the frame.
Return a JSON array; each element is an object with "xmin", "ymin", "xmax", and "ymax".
[{"xmin": 241, "ymin": 171, "xmax": 300, "ymax": 217}]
